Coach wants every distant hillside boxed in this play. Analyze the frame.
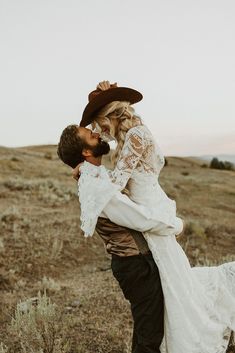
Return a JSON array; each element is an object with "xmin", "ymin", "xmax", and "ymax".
[{"xmin": 197, "ymin": 154, "xmax": 235, "ymax": 165}]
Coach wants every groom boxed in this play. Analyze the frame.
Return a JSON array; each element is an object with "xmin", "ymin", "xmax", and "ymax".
[{"xmin": 58, "ymin": 124, "xmax": 183, "ymax": 353}]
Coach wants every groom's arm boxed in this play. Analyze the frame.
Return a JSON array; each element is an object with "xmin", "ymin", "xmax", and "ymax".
[{"xmin": 101, "ymin": 192, "xmax": 184, "ymax": 236}]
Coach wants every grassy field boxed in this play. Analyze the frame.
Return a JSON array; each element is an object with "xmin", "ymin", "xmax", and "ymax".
[{"xmin": 0, "ymin": 145, "xmax": 234, "ymax": 352}]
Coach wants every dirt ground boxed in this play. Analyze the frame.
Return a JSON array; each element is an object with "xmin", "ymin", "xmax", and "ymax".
[{"xmin": 0, "ymin": 145, "xmax": 234, "ymax": 352}]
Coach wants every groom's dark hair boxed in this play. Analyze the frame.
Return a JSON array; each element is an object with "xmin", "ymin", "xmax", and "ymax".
[{"xmin": 57, "ymin": 124, "xmax": 87, "ymax": 168}]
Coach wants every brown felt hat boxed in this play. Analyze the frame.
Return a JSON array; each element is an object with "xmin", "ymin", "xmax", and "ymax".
[{"xmin": 80, "ymin": 84, "xmax": 143, "ymax": 127}]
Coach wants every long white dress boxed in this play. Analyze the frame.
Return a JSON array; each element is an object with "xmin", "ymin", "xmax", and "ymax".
[{"xmin": 78, "ymin": 124, "xmax": 235, "ymax": 353}]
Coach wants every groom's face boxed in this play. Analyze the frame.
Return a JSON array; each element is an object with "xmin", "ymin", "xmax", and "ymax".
[
  {"xmin": 77, "ymin": 126, "xmax": 100, "ymax": 146},
  {"xmin": 77, "ymin": 126, "xmax": 110, "ymax": 157}
]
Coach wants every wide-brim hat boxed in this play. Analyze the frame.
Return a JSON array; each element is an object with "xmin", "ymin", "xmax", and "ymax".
[{"xmin": 80, "ymin": 84, "xmax": 143, "ymax": 127}]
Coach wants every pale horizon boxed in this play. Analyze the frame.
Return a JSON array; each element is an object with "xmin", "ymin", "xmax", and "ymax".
[
  {"xmin": 2, "ymin": 135, "xmax": 235, "ymax": 159},
  {"xmin": 0, "ymin": 0, "xmax": 234, "ymax": 156}
]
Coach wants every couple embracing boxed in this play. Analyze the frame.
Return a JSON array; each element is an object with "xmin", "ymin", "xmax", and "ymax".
[{"xmin": 57, "ymin": 80, "xmax": 235, "ymax": 353}]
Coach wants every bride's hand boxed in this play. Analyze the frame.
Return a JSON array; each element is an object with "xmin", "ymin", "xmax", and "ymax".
[
  {"xmin": 175, "ymin": 220, "xmax": 185, "ymax": 240},
  {"xmin": 96, "ymin": 80, "xmax": 117, "ymax": 91},
  {"xmin": 72, "ymin": 162, "xmax": 84, "ymax": 181}
]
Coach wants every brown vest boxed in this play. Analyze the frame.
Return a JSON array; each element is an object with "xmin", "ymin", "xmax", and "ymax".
[{"xmin": 96, "ymin": 217, "xmax": 149, "ymax": 257}]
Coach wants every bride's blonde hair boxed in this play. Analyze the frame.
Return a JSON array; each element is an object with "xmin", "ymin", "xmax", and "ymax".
[{"xmin": 92, "ymin": 101, "xmax": 142, "ymax": 165}]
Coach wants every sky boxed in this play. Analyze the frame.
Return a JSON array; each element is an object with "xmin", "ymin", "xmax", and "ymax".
[{"xmin": 0, "ymin": 0, "xmax": 235, "ymax": 156}]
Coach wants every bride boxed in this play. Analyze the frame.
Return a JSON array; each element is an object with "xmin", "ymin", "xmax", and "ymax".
[{"xmin": 75, "ymin": 81, "xmax": 235, "ymax": 353}]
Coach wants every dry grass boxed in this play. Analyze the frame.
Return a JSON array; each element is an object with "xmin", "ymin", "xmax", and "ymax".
[
  {"xmin": 9, "ymin": 291, "xmax": 70, "ymax": 353},
  {"xmin": 0, "ymin": 145, "xmax": 234, "ymax": 352}
]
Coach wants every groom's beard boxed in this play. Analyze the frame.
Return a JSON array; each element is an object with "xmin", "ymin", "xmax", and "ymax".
[{"xmin": 89, "ymin": 138, "xmax": 110, "ymax": 157}]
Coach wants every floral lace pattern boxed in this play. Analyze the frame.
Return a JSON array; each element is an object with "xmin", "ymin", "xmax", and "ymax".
[{"xmin": 108, "ymin": 125, "xmax": 165, "ymax": 190}]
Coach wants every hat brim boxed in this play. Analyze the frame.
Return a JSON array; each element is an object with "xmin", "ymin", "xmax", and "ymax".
[{"xmin": 80, "ymin": 87, "xmax": 143, "ymax": 127}]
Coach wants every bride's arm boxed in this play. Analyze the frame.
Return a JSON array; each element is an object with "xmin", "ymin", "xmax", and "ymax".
[
  {"xmin": 77, "ymin": 161, "xmax": 184, "ymax": 237},
  {"xmin": 102, "ymin": 191, "xmax": 184, "ymax": 236},
  {"xmin": 106, "ymin": 125, "xmax": 146, "ymax": 190}
]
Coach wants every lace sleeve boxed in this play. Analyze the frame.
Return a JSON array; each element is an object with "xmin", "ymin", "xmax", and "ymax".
[
  {"xmin": 108, "ymin": 126, "xmax": 146, "ymax": 190},
  {"xmin": 78, "ymin": 161, "xmax": 119, "ymax": 237}
]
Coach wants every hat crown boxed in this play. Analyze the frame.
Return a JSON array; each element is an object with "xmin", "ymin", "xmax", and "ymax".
[{"xmin": 88, "ymin": 83, "xmax": 118, "ymax": 102}]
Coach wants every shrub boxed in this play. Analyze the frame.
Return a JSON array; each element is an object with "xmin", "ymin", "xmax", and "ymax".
[
  {"xmin": 1, "ymin": 206, "xmax": 21, "ymax": 223},
  {"xmin": 3, "ymin": 178, "xmax": 73, "ymax": 205},
  {"xmin": 38, "ymin": 276, "xmax": 61, "ymax": 293},
  {"xmin": 0, "ymin": 343, "xmax": 8, "ymax": 353},
  {"xmin": 210, "ymin": 157, "xmax": 221, "ymax": 169},
  {"xmin": 223, "ymin": 161, "xmax": 233, "ymax": 170},
  {"xmin": 10, "ymin": 291, "xmax": 70, "ymax": 353},
  {"xmin": 44, "ymin": 152, "xmax": 52, "ymax": 160},
  {"xmin": 11, "ymin": 157, "xmax": 20, "ymax": 162},
  {"xmin": 210, "ymin": 157, "xmax": 234, "ymax": 171},
  {"xmin": 184, "ymin": 221, "xmax": 206, "ymax": 239}
]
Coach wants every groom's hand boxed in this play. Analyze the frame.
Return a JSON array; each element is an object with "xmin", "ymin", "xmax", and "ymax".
[{"xmin": 72, "ymin": 162, "xmax": 84, "ymax": 181}]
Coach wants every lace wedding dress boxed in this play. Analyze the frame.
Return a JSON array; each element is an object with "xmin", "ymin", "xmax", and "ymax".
[{"xmin": 78, "ymin": 124, "xmax": 235, "ymax": 353}]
